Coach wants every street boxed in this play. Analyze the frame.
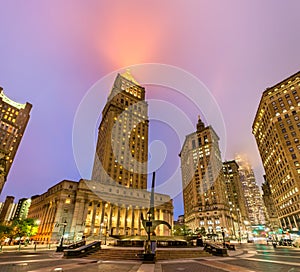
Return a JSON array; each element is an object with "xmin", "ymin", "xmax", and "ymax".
[
  {"xmin": 0, "ymin": 244, "xmax": 299, "ymax": 271},
  {"xmin": 161, "ymin": 244, "xmax": 300, "ymax": 272}
]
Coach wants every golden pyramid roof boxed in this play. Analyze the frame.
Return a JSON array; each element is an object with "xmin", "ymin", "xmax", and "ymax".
[{"xmin": 121, "ymin": 69, "xmax": 139, "ymax": 85}]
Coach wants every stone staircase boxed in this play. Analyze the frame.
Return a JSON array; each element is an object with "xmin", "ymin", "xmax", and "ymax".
[
  {"xmin": 156, "ymin": 248, "xmax": 211, "ymax": 260},
  {"xmin": 87, "ymin": 247, "xmax": 211, "ymax": 261},
  {"xmin": 88, "ymin": 247, "xmax": 144, "ymax": 261}
]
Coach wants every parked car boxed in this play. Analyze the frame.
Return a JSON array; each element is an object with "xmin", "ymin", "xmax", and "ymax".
[
  {"xmin": 292, "ymin": 237, "xmax": 300, "ymax": 247},
  {"xmin": 278, "ymin": 238, "xmax": 293, "ymax": 246}
]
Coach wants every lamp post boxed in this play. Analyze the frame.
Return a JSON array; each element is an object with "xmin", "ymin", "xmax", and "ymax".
[
  {"xmin": 59, "ymin": 220, "xmax": 67, "ymax": 248},
  {"xmin": 236, "ymin": 209, "xmax": 241, "ymax": 243},
  {"xmin": 221, "ymin": 227, "xmax": 225, "ymax": 248},
  {"xmin": 100, "ymin": 223, "xmax": 103, "ymax": 244},
  {"xmin": 147, "ymin": 211, "xmax": 151, "ymax": 242},
  {"xmin": 145, "ymin": 211, "xmax": 152, "ymax": 254}
]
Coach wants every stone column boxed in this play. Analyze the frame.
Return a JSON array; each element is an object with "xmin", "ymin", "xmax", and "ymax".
[
  {"xmin": 89, "ymin": 201, "xmax": 98, "ymax": 236},
  {"xmin": 124, "ymin": 206, "xmax": 128, "ymax": 235},
  {"xmin": 131, "ymin": 207, "xmax": 135, "ymax": 235},
  {"xmin": 108, "ymin": 203, "xmax": 113, "ymax": 234},
  {"xmin": 138, "ymin": 208, "xmax": 142, "ymax": 235},
  {"xmin": 100, "ymin": 201, "xmax": 106, "ymax": 225},
  {"xmin": 116, "ymin": 206, "xmax": 120, "ymax": 235},
  {"xmin": 287, "ymin": 216, "xmax": 292, "ymax": 230},
  {"xmin": 292, "ymin": 214, "xmax": 297, "ymax": 229}
]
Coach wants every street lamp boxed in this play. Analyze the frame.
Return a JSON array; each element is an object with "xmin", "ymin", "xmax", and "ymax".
[
  {"xmin": 236, "ymin": 209, "xmax": 241, "ymax": 243},
  {"xmin": 34, "ymin": 219, "xmax": 41, "ymax": 251},
  {"xmin": 145, "ymin": 211, "xmax": 152, "ymax": 254},
  {"xmin": 147, "ymin": 211, "xmax": 152, "ymax": 242},
  {"xmin": 221, "ymin": 227, "xmax": 225, "ymax": 248},
  {"xmin": 59, "ymin": 220, "xmax": 67, "ymax": 248}
]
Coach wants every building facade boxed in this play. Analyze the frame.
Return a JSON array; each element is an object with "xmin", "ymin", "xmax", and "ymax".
[
  {"xmin": 235, "ymin": 155, "xmax": 266, "ymax": 226},
  {"xmin": 222, "ymin": 160, "xmax": 249, "ymax": 238},
  {"xmin": 29, "ymin": 71, "xmax": 173, "ymax": 243},
  {"xmin": 13, "ymin": 198, "xmax": 31, "ymax": 220},
  {"xmin": 28, "ymin": 179, "xmax": 173, "ymax": 244},
  {"xmin": 0, "ymin": 195, "xmax": 17, "ymax": 223},
  {"xmin": 179, "ymin": 116, "xmax": 232, "ymax": 236},
  {"xmin": 0, "ymin": 88, "xmax": 32, "ymax": 195},
  {"xmin": 262, "ymin": 175, "xmax": 280, "ymax": 231},
  {"xmin": 92, "ymin": 70, "xmax": 148, "ymax": 189},
  {"xmin": 252, "ymin": 71, "xmax": 300, "ymax": 231}
]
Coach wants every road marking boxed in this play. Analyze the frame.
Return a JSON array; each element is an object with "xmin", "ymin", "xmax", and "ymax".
[
  {"xmin": 27, "ymin": 260, "xmax": 99, "ymax": 272},
  {"xmin": 199, "ymin": 260, "xmax": 258, "ymax": 272},
  {"xmin": 256, "ymin": 253, "xmax": 300, "ymax": 259},
  {"xmin": 0, "ymin": 258, "xmax": 56, "ymax": 265},
  {"xmin": 242, "ymin": 257, "xmax": 300, "ymax": 267}
]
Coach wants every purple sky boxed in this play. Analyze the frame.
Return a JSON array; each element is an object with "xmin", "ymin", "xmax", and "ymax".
[{"xmin": 0, "ymin": 1, "xmax": 299, "ymax": 219}]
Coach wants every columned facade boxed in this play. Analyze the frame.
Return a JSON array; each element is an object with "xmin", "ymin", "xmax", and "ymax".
[{"xmin": 28, "ymin": 179, "xmax": 173, "ymax": 244}]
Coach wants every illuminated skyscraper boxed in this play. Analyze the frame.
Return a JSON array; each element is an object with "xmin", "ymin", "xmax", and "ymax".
[
  {"xmin": 0, "ymin": 195, "xmax": 16, "ymax": 223},
  {"xmin": 223, "ymin": 160, "xmax": 249, "ymax": 237},
  {"xmin": 13, "ymin": 197, "xmax": 31, "ymax": 220},
  {"xmin": 28, "ymin": 71, "xmax": 173, "ymax": 241},
  {"xmin": 253, "ymin": 71, "xmax": 300, "ymax": 230},
  {"xmin": 235, "ymin": 155, "xmax": 266, "ymax": 226},
  {"xmin": 0, "ymin": 88, "xmax": 32, "ymax": 195},
  {"xmin": 180, "ymin": 116, "xmax": 232, "ymax": 234},
  {"xmin": 262, "ymin": 175, "xmax": 280, "ymax": 231},
  {"xmin": 92, "ymin": 70, "xmax": 148, "ymax": 189}
]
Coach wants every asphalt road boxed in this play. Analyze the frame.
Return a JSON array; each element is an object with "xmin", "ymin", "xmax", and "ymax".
[{"xmin": 0, "ymin": 243, "xmax": 299, "ymax": 272}]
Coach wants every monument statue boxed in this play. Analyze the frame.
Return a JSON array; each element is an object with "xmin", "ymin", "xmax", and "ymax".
[{"xmin": 141, "ymin": 172, "xmax": 171, "ymax": 255}]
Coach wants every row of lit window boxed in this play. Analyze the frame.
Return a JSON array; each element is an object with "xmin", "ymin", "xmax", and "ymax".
[
  {"xmin": 268, "ymin": 80, "xmax": 300, "ymax": 97},
  {"xmin": 280, "ymin": 187, "xmax": 299, "ymax": 202}
]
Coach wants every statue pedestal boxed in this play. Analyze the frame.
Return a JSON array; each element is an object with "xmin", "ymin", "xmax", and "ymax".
[{"xmin": 142, "ymin": 253, "xmax": 155, "ymax": 263}]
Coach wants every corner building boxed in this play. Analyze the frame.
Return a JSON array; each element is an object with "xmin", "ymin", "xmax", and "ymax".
[
  {"xmin": 180, "ymin": 117, "xmax": 232, "ymax": 235},
  {"xmin": 253, "ymin": 71, "xmax": 300, "ymax": 230},
  {"xmin": 0, "ymin": 88, "xmax": 32, "ymax": 195}
]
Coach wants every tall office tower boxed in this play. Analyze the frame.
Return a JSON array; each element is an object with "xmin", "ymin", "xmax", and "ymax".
[
  {"xmin": 223, "ymin": 160, "xmax": 249, "ymax": 237},
  {"xmin": 253, "ymin": 71, "xmax": 300, "ymax": 230},
  {"xmin": 262, "ymin": 175, "xmax": 280, "ymax": 231},
  {"xmin": 13, "ymin": 197, "xmax": 31, "ymax": 220},
  {"xmin": 0, "ymin": 88, "xmax": 32, "ymax": 195},
  {"xmin": 92, "ymin": 70, "xmax": 148, "ymax": 189},
  {"xmin": 180, "ymin": 116, "xmax": 232, "ymax": 234},
  {"xmin": 0, "ymin": 195, "xmax": 16, "ymax": 223},
  {"xmin": 235, "ymin": 155, "xmax": 266, "ymax": 225}
]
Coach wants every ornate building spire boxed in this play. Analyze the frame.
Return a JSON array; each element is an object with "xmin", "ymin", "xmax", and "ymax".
[{"xmin": 196, "ymin": 115, "xmax": 205, "ymax": 132}]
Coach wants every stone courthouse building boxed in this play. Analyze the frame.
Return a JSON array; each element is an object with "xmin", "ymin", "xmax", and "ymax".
[
  {"xmin": 28, "ymin": 179, "xmax": 173, "ymax": 243},
  {"xmin": 29, "ymin": 71, "xmax": 173, "ymax": 243}
]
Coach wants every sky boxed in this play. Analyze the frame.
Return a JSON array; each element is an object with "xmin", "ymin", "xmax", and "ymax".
[{"xmin": 0, "ymin": 0, "xmax": 299, "ymax": 219}]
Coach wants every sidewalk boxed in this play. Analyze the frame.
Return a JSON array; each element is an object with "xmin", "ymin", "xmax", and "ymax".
[{"xmin": 0, "ymin": 243, "xmax": 56, "ymax": 252}]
